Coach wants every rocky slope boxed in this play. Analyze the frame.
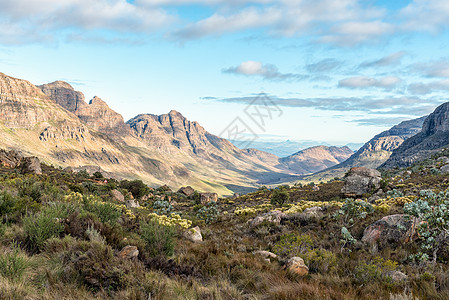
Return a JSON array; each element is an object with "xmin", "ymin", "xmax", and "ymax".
[
  {"xmin": 381, "ymin": 102, "xmax": 449, "ymax": 168},
  {"xmin": 301, "ymin": 116, "xmax": 426, "ymax": 182}
]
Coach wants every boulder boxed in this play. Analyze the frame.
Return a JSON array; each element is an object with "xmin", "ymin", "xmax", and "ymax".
[
  {"xmin": 312, "ymin": 185, "xmax": 320, "ymax": 192},
  {"xmin": 0, "ymin": 149, "xmax": 23, "ymax": 168},
  {"xmin": 441, "ymin": 164, "xmax": 449, "ymax": 173},
  {"xmin": 117, "ymin": 245, "xmax": 139, "ymax": 259},
  {"xmin": 384, "ymin": 271, "xmax": 407, "ymax": 283},
  {"xmin": 342, "ymin": 167, "xmax": 381, "ymax": 197},
  {"xmin": 126, "ymin": 199, "xmax": 140, "ymax": 208},
  {"xmin": 20, "ymin": 157, "xmax": 42, "ymax": 175},
  {"xmin": 362, "ymin": 214, "xmax": 419, "ymax": 249},
  {"xmin": 200, "ymin": 192, "xmax": 218, "ymax": 204},
  {"xmin": 110, "ymin": 189, "xmax": 125, "ymax": 202},
  {"xmin": 184, "ymin": 226, "xmax": 202, "ymax": 243},
  {"xmin": 286, "ymin": 257, "xmax": 309, "ymax": 276},
  {"xmin": 302, "ymin": 206, "xmax": 323, "ymax": 218},
  {"xmin": 250, "ymin": 210, "xmax": 286, "ymax": 227},
  {"xmin": 253, "ymin": 250, "xmax": 278, "ymax": 263},
  {"xmin": 178, "ymin": 186, "xmax": 195, "ymax": 197}
]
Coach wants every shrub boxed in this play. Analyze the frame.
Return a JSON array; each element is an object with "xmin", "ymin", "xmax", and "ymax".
[
  {"xmin": 0, "ymin": 242, "xmax": 30, "ymax": 282},
  {"xmin": 152, "ymin": 197, "xmax": 173, "ymax": 215},
  {"xmin": 140, "ymin": 220, "xmax": 176, "ymax": 257},
  {"xmin": 0, "ymin": 192, "xmax": 16, "ymax": 222},
  {"xmin": 196, "ymin": 201, "xmax": 219, "ymax": 224},
  {"xmin": 303, "ymin": 248, "xmax": 338, "ymax": 274},
  {"xmin": 92, "ymin": 171, "xmax": 104, "ymax": 179},
  {"xmin": 271, "ymin": 189, "xmax": 289, "ymax": 206},
  {"xmin": 120, "ymin": 180, "xmax": 150, "ymax": 199},
  {"xmin": 353, "ymin": 257, "xmax": 398, "ymax": 285},
  {"xmin": 404, "ymin": 189, "xmax": 449, "ymax": 263},
  {"xmin": 272, "ymin": 233, "xmax": 313, "ymax": 257},
  {"xmin": 83, "ymin": 196, "xmax": 122, "ymax": 225},
  {"xmin": 334, "ymin": 198, "xmax": 374, "ymax": 227},
  {"xmin": 23, "ymin": 203, "xmax": 74, "ymax": 252}
]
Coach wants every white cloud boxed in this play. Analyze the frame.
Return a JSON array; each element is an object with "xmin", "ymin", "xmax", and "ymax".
[
  {"xmin": 339, "ymin": 76, "xmax": 401, "ymax": 89},
  {"xmin": 413, "ymin": 61, "xmax": 449, "ymax": 78},
  {"xmin": 400, "ymin": 0, "xmax": 449, "ymax": 32},
  {"xmin": 408, "ymin": 80, "xmax": 449, "ymax": 95},
  {"xmin": 223, "ymin": 60, "xmax": 306, "ymax": 81},
  {"xmin": 360, "ymin": 51, "xmax": 406, "ymax": 68},
  {"xmin": 320, "ymin": 21, "xmax": 394, "ymax": 46}
]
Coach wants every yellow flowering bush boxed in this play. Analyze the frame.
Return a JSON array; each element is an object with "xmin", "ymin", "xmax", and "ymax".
[
  {"xmin": 284, "ymin": 200, "xmax": 343, "ymax": 214},
  {"xmin": 234, "ymin": 203, "xmax": 272, "ymax": 216},
  {"xmin": 147, "ymin": 213, "xmax": 192, "ymax": 229}
]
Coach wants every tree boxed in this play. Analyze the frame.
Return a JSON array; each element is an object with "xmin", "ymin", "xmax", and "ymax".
[{"xmin": 271, "ymin": 189, "xmax": 289, "ymax": 206}]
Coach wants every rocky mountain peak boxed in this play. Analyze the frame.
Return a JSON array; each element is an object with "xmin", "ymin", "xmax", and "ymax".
[
  {"xmin": 422, "ymin": 102, "xmax": 449, "ymax": 135},
  {"xmin": 39, "ymin": 80, "xmax": 87, "ymax": 113}
]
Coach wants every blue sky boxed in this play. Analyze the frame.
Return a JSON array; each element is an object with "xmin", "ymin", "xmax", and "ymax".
[{"xmin": 0, "ymin": 0, "xmax": 449, "ymax": 146}]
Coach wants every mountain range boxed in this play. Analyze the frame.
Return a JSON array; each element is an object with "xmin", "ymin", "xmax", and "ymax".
[{"xmin": 0, "ymin": 72, "xmax": 355, "ymax": 195}]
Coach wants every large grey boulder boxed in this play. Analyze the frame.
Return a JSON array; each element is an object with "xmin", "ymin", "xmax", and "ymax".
[
  {"xmin": 362, "ymin": 214, "xmax": 419, "ymax": 249},
  {"xmin": 20, "ymin": 157, "xmax": 42, "ymax": 175},
  {"xmin": 178, "ymin": 186, "xmax": 195, "ymax": 197},
  {"xmin": 341, "ymin": 167, "xmax": 381, "ymax": 197},
  {"xmin": 250, "ymin": 210, "xmax": 286, "ymax": 227}
]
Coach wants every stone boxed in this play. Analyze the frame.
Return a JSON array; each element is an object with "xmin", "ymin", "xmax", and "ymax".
[
  {"xmin": 286, "ymin": 257, "xmax": 309, "ymax": 276},
  {"xmin": 341, "ymin": 167, "xmax": 382, "ymax": 197},
  {"xmin": 384, "ymin": 271, "xmax": 407, "ymax": 283},
  {"xmin": 312, "ymin": 185, "xmax": 320, "ymax": 191},
  {"xmin": 200, "ymin": 192, "xmax": 218, "ymax": 204},
  {"xmin": 253, "ymin": 250, "xmax": 278, "ymax": 262},
  {"xmin": 184, "ymin": 226, "xmax": 202, "ymax": 243},
  {"xmin": 302, "ymin": 206, "xmax": 324, "ymax": 219},
  {"xmin": 118, "ymin": 245, "xmax": 139, "ymax": 259},
  {"xmin": 362, "ymin": 214, "xmax": 419, "ymax": 249},
  {"xmin": 20, "ymin": 157, "xmax": 42, "ymax": 175},
  {"xmin": 178, "ymin": 186, "xmax": 195, "ymax": 197},
  {"xmin": 250, "ymin": 210, "xmax": 286, "ymax": 227},
  {"xmin": 126, "ymin": 199, "xmax": 140, "ymax": 208},
  {"xmin": 110, "ymin": 189, "xmax": 125, "ymax": 202},
  {"xmin": 0, "ymin": 149, "xmax": 23, "ymax": 168},
  {"xmin": 441, "ymin": 164, "xmax": 449, "ymax": 173}
]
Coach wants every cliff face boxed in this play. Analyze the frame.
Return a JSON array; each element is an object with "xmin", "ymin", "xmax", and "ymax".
[
  {"xmin": 382, "ymin": 103, "xmax": 449, "ymax": 169},
  {"xmin": 39, "ymin": 82, "xmax": 128, "ymax": 133}
]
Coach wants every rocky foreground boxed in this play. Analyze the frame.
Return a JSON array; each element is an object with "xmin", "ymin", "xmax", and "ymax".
[{"xmin": 1, "ymin": 146, "xmax": 449, "ymax": 299}]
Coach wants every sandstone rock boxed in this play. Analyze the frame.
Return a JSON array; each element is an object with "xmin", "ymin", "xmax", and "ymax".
[
  {"xmin": 362, "ymin": 214, "xmax": 419, "ymax": 248},
  {"xmin": 384, "ymin": 270, "xmax": 407, "ymax": 283},
  {"xmin": 302, "ymin": 206, "xmax": 323, "ymax": 219},
  {"xmin": 110, "ymin": 189, "xmax": 125, "ymax": 202},
  {"xmin": 126, "ymin": 199, "xmax": 140, "ymax": 208},
  {"xmin": 184, "ymin": 226, "xmax": 202, "ymax": 243},
  {"xmin": 250, "ymin": 210, "xmax": 286, "ymax": 227},
  {"xmin": 253, "ymin": 250, "xmax": 278, "ymax": 262},
  {"xmin": 342, "ymin": 167, "xmax": 382, "ymax": 197},
  {"xmin": 117, "ymin": 245, "xmax": 139, "ymax": 259},
  {"xmin": 20, "ymin": 157, "xmax": 42, "ymax": 175},
  {"xmin": 178, "ymin": 186, "xmax": 195, "ymax": 197},
  {"xmin": 0, "ymin": 149, "xmax": 23, "ymax": 168},
  {"xmin": 312, "ymin": 185, "xmax": 320, "ymax": 192},
  {"xmin": 200, "ymin": 192, "xmax": 218, "ymax": 204},
  {"xmin": 286, "ymin": 257, "xmax": 309, "ymax": 276}
]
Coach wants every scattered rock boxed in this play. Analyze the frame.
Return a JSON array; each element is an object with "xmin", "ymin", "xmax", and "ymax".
[
  {"xmin": 362, "ymin": 214, "xmax": 419, "ymax": 249},
  {"xmin": 110, "ymin": 189, "xmax": 125, "ymax": 202},
  {"xmin": 178, "ymin": 186, "xmax": 195, "ymax": 197},
  {"xmin": 253, "ymin": 250, "xmax": 278, "ymax": 263},
  {"xmin": 312, "ymin": 185, "xmax": 320, "ymax": 192},
  {"xmin": 20, "ymin": 157, "xmax": 42, "ymax": 175},
  {"xmin": 200, "ymin": 192, "xmax": 218, "ymax": 204},
  {"xmin": 341, "ymin": 167, "xmax": 382, "ymax": 197},
  {"xmin": 286, "ymin": 257, "xmax": 309, "ymax": 276},
  {"xmin": 117, "ymin": 245, "xmax": 139, "ymax": 259},
  {"xmin": 368, "ymin": 189, "xmax": 385, "ymax": 203},
  {"xmin": 126, "ymin": 199, "xmax": 140, "ymax": 208},
  {"xmin": 184, "ymin": 226, "xmax": 202, "ymax": 243},
  {"xmin": 384, "ymin": 270, "xmax": 407, "ymax": 283},
  {"xmin": 250, "ymin": 210, "xmax": 286, "ymax": 227},
  {"xmin": 441, "ymin": 164, "xmax": 449, "ymax": 173}
]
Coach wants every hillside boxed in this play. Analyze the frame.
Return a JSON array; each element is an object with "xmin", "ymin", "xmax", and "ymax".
[
  {"xmin": 382, "ymin": 102, "xmax": 449, "ymax": 169},
  {"xmin": 300, "ymin": 116, "xmax": 426, "ymax": 182}
]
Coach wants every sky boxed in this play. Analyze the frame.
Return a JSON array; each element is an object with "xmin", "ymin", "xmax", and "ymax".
[{"xmin": 0, "ymin": 0, "xmax": 449, "ymax": 147}]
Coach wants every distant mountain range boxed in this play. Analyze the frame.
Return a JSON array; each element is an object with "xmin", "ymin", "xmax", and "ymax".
[{"xmin": 0, "ymin": 72, "xmax": 355, "ymax": 195}]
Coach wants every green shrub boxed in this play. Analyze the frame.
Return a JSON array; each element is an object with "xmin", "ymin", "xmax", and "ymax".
[
  {"xmin": 152, "ymin": 197, "xmax": 173, "ymax": 215},
  {"xmin": 0, "ymin": 192, "xmax": 16, "ymax": 221},
  {"xmin": 0, "ymin": 242, "xmax": 30, "ymax": 282},
  {"xmin": 334, "ymin": 198, "xmax": 374, "ymax": 227},
  {"xmin": 303, "ymin": 248, "xmax": 338, "ymax": 274},
  {"xmin": 272, "ymin": 233, "xmax": 313, "ymax": 257},
  {"xmin": 120, "ymin": 180, "xmax": 150, "ymax": 199},
  {"xmin": 140, "ymin": 220, "xmax": 176, "ymax": 257},
  {"xmin": 196, "ymin": 201, "xmax": 219, "ymax": 224},
  {"xmin": 83, "ymin": 196, "xmax": 121, "ymax": 225},
  {"xmin": 271, "ymin": 189, "xmax": 289, "ymax": 206},
  {"xmin": 353, "ymin": 257, "xmax": 398, "ymax": 285},
  {"xmin": 23, "ymin": 203, "xmax": 74, "ymax": 251}
]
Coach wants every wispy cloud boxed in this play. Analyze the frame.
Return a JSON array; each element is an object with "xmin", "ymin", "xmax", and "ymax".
[
  {"xmin": 349, "ymin": 117, "xmax": 411, "ymax": 126},
  {"xmin": 223, "ymin": 61, "xmax": 306, "ymax": 81},
  {"xmin": 338, "ymin": 76, "xmax": 402, "ymax": 89},
  {"xmin": 205, "ymin": 94, "xmax": 439, "ymax": 116},
  {"xmin": 408, "ymin": 79, "xmax": 449, "ymax": 94},
  {"xmin": 413, "ymin": 60, "xmax": 449, "ymax": 78},
  {"xmin": 306, "ymin": 58, "xmax": 343, "ymax": 73},
  {"xmin": 359, "ymin": 51, "xmax": 406, "ymax": 68}
]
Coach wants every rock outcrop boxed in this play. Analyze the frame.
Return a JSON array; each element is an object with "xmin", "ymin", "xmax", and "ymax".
[
  {"xmin": 117, "ymin": 246, "xmax": 139, "ymax": 259},
  {"xmin": 250, "ymin": 210, "xmax": 286, "ymax": 227},
  {"xmin": 184, "ymin": 226, "xmax": 203, "ymax": 243},
  {"xmin": 20, "ymin": 157, "xmax": 42, "ymax": 175},
  {"xmin": 178, "ymin": 186, "xmax": 195, "ymax": 197},
  {"xmin": 200, "ymin": 192, "xmax": 218, "ymax": 204},
  {"xmin": 286, "ymin": 257, "xmax": 309, "ymax": 276},
  {"xmin": 341, "ymin": 167, "xmax": 381, "ymax": 197}
]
